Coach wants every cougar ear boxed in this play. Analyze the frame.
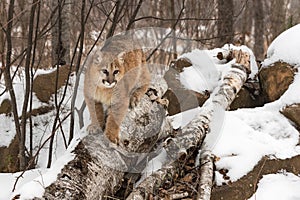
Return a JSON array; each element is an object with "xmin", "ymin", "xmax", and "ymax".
[{"xmin": 117, "ymin": 52, "xmax": 125, "ymax": 65}]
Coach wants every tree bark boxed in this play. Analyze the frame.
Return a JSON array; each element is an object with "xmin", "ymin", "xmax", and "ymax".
[
  {"xmin": 20, "ymin": 0, "xmax": 38, "ymax": 170},
  {"xmin": 3, "ymin": 0, "xmax": 24, "ymax": 171}
]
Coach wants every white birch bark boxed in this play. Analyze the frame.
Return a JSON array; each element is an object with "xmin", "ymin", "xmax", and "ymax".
[{"xmin": 197, "ymin": 150, "xmax": 214, "ymax": 200}]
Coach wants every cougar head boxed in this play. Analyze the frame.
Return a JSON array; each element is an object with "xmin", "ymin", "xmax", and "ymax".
[{"xmin": 94, "ymin": 52, "xmax": 125, "ymax": 88}]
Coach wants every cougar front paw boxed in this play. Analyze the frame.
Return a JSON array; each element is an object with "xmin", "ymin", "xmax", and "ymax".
[
  {"xmin": 87, "ymin": 123, "xmax": 102, "ymax": 134},
  {"xmin": 129, "ymin": 93, "xmax": 141, "ymax": 108},
  {"xmin": 105, "ymin": 129, "xmax": 120, "ymax": 145}
]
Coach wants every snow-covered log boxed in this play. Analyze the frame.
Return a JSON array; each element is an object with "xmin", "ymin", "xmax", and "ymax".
[
  {"xmin": 127, "ymin": 50, "xmax": 250, "ymax": 199},
  {"xmin": 37, "ymin": 66, "xmax": 170, "ymax": 200}
]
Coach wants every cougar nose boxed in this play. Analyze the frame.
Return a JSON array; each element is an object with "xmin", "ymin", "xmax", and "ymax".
[{"xmin": 107, "ymin": 78, "xmax": 114, "ymax": 84}]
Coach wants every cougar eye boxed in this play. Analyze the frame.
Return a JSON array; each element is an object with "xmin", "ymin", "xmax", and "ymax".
[
  {"xmin": 101, "ymin": 69, "xmax": 109, "ymax": 75},
  {"xmin": 113, "ymin": 70, "xmax": 119, "ymax": 75}
]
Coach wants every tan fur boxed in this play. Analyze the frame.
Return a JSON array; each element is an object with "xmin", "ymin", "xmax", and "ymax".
[{"xmin": 84, "ymin": 43, "xmax": 150, "ymax": 144}]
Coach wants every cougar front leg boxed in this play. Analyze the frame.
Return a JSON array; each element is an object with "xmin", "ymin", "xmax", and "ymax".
[
  {"xmin": 130, "ymin": 66, "xmax": 151, "ymax": 108},
  {"xmin": 85, "ymin": 96, "xmax": 104, "ymax": 133},
  {"xmin": 104, "ymin": 97, "xmax": 129, "ymax": 144}
]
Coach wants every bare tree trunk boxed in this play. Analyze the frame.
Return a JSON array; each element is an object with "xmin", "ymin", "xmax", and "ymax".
[
  {"xmin": 240, "ymin": 0, "xmax": 252, "ymax": 45},
  {"xmin": 269, "ymin": 0, "xmax": 286, "ymax": 41},
  {"xmin": 3, "ymin": 0, "xmax": 24, "ymax": 171},
  {"xmin": 126, "ymin": 0, "xmax": 144, "ymax": 30},
  {"xmin": 51, "ymin": 0, "xmax": 71, "ymax": 66},
  {"xmin": 19, "ymin": 0, "xmax": 38, "ymax": 170},
  {"xmin": 69, "ymin": 0, "xmax": 85, "ymax": 145},
  {"xmin": 0, "ymin": 0, "xmax": 6, "ymax": 74},
  {"xmin": 217, "ymin": 0, "xmax": 234, "ymax": 47},
  {"xmin": 254, "ymin": 0, "xmax": 264, "ymax": 61},
  {"xmin": 107, "ymin": 0, "xmax": 128, "ymax": 38}
]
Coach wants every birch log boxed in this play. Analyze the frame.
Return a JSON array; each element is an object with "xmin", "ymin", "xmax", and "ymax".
[
  {"xmin": 127, "ymin": 50, "xmax": 250, "ymax": 199},
  {"xmin": 197, "ymin": 150, "xmax": 214, "ymax": 200},
  {"xmin": 36, "ymin": 66, "xmax": 170, "ymax": 200}
]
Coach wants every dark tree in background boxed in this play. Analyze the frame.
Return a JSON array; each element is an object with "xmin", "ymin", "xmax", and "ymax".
[
  {"xmin": 51, "ymin": 0, "xmax": 71, "ymax": 66},
  {"xmin": 217, "ymin": 0, "xmax": 234, "ymax": 47},
  {"xmin": 254, "ymin": 0, "xmax": 264, "ymax": 61}
]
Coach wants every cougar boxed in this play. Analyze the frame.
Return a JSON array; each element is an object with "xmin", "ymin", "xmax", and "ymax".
[{"xmin": 84, "ymin": 38, "xmax": 150, "ymax": 144}]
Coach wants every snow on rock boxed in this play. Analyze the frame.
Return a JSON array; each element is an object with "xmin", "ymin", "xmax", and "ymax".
[
  {"xmin": 0, "ymin": 66, "xmax": 58, "ymax": 147},
  {"xmin": 212, "ymin": 109, "xmax": 300, "ymax": 183},
  {"xmin": 178, "ymin": 45, "xmax": 258, "ymax": 94},
  {"xmin": 263, "ymin": 24, "xmax": 300, "ymax": 67},
  {"xmin": 178, "ymin": 49, "xmax": 220, "ymax": 93},
  {"xmin": 248, "ymin": 172, "xmax": 300, "ymax": 200},
  {"xmin": 212, "ymin": 70, "xmax": 300, "ymax": 184},
  {"xmin": 0, "ymin": 116, "xmax": 16, "ymax": 147}
]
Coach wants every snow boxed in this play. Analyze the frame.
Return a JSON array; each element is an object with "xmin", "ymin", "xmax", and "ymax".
[
  {"xmin": 170, "ymin": 75, "xmax": 300, "ymax": 184},
  {"xmin": 212, "ymin": 109, "xmax": 300, "ymax": 183},
  {"xmin": 0, "ymin": 66, "xmax": 56, "ymax": 147},
  {"xmin": 263, "ymin": 24, "xmax": 300, "ymax": 67},
  {"xmin": 249, "ymin": 172, "xmax": 300, "ymax": 200},
  {"xmin": 178, "ymin": 49, "xmax": 219, "ymax": 93},
  {"xmin": 178, "ymin": 45, "xmax": 258, "ymax": 94}
]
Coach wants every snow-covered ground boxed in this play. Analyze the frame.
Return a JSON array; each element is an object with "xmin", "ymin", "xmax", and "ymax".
[
  {"xmin": 170, "ymin": 24, "xmax": 300, "ymax": 199},
  {"xmin": 0, "ymin": 67, "xmax": 89, "ymax": 200},
  {"xmin": 0, "ymin": 24, "xmax": 300, "ymax": 200}
]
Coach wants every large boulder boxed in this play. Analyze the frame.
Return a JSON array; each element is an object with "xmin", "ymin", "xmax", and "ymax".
[
  {"xmin": 230, "ymin": 84, "xmax": 264, "ymax": 110},
  {"xmin": 33, "ymin": 65, "xmax": 71, "ymax": 103},
  {"xmin": 259, "ymin": 62, "xmax": 296, "ymax": 103},
  {"xmin": 0, "ymin": 99, "xmax": 12, "ymax": 115},
  {"xmin": 163, "ymin": 58, "xmax": 209, "ymax": 116}
]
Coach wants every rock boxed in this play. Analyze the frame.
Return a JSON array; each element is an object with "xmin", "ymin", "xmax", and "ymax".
[
  {"xmin": 281, "ymin": 103, "xmax": 300, "ymax": 129},
  {"xmin": 170, "ymin": 58, "xmax": 192, "ymax": 72},
  {"xmin": 163, "ymin": 89, "xmax": 209, "ymax": 116},
  {"xmin": 230, "ymin": 82, "xmax": 265, "ymax": 110},
  {"xmin": 259, "ymin": 62, "xmax": 296, "ymax": 103},
  {"xmin": 163, "ymin": 59, "xmax": 208, "ymax": 116},
  {"xmin": 33, "ymin": 65, "xmax": 71, "ymax": 103},
  {"xmin": 0, "ymin": 99, "xmax": 12, "ymax": 115},
  {"xmin": 0, "ymin": 136, "xmax": 19, "ymax": 172}
]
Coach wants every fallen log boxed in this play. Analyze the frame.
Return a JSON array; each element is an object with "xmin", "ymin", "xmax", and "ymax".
[
  {"xmin": 127, "ymin": 50, "xmax": 250, "ymax": 199},
  {"xmin": 35, "ymin": 65, "xmax": 170, "ymax": 200}
]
